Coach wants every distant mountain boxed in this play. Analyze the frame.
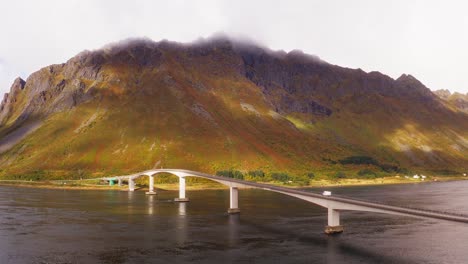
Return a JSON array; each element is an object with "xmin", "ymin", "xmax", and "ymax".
[
  {"xmin": 434, "ymin": 89, "xmax": 468, "ymax": 113},
  {"xmin": 0, "ymin": 36, "xmax": 467, "ymax": 179}
]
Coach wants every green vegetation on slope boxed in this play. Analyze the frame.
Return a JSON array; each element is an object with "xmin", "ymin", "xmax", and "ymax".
[{"xmin": 0, "ymin": 38, "xmax": 466, "ymax": 182}]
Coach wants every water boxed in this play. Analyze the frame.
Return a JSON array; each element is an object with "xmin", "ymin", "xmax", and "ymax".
[{"xmin": 1, "ymin": 181, "xmax": 468, "ymax": 263}]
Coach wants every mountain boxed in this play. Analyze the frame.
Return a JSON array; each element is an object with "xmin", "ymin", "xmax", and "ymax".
[
  {"xmin": 434, "ymin": 89, "xmax": 468, "ymax": 113},
  {"xmin": 0, "ymin": 36, "xmax": 467, "ymax": 180}
]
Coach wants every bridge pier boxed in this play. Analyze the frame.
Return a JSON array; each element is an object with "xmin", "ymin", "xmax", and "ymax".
[
  {"xmin": 228, "ymin": 187, "xmax": 240, "ymax": 214},
  {"xmin": 174, "ymin": 177, "xmax": 189, "ymax": 202},
  {"xmin": 146, "ymin": 175, "xmax": 157, "ymax": 195},
  {"xmin": 104, "ymin": 169, "xmax": 468, "ymax": 235},
  {"xmin": 325, "ymin": 208, "xmax": 343, "ymax": 234},
  {"xmin": 129, "ymin": 178, "xmax": 136, "ymax": 192},
  {"xmin": 118, "ymin": 178, "xmax": 122, "ymax": 186}
]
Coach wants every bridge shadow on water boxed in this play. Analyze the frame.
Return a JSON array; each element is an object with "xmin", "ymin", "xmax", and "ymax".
[
  {"xmin": 236, "ymin": 216, "xmax": 415, "ymax": 264},
  {"xmin": 107, "ymin": 183, "xmax": 436, "ymax": 263},
  {"xmin": 133, "ymin": 190, "xmax": 417, "ymax": 263}
]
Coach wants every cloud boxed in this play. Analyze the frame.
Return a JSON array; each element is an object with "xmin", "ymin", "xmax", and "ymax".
[
  {"xmin": 0, "ymin": 59, "xmax": 21, "ymax": 95},
  {"xmin": 0, "ymin": 0, "xmax": 467, "ymax": 96}
]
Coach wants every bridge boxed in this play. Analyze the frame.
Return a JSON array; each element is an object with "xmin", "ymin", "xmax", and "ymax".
[{"xmin": 104, "ymin": 169, "xmax": 468, "ymax": 234}]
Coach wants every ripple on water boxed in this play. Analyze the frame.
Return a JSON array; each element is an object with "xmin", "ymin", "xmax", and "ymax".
[{"xmin": 0, "ymin": 182, "xmax": 467, "ymax": 264}]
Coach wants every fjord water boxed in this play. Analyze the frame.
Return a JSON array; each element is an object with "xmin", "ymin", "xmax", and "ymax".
[{"xmin": 1, "ymin": 181, "xmax": 468, "ymax": 264}]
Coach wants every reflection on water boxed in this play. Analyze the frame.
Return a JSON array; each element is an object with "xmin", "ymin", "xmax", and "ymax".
[
  {"xmin": 177, "ymin": 202, "xmax": 187, "ymax": 216},
  {"xmin": 0, "ymin": 181, "xmax": 468, "ymax": 263},
  {"xmin": 228, "ymin": 214, "xmax": 240, "ymax": 247},
  {"xmin": 326, "ymin": 236, "xmax": 338, "ymax": 264},
  {"xmin": 147, "ymin": 195, "xmax": 155, "ymax": 215},
  {"xmin": 175, "ymin": 203, "xmax": 188, "ymax": 245}
]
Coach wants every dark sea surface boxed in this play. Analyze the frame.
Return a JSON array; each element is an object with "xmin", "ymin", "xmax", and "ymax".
[{"xmin": 1, "ymin": 180, "xmax": 468, "ymax": 263}]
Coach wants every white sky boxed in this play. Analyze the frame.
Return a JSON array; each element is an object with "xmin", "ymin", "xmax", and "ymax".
[{"xmin": 1, "ymin": 0, "xmax": 467, "ymax": 95}]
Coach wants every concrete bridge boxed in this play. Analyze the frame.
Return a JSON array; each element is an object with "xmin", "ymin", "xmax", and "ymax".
[{"xmin": 104, "ymin": 169, "xmax": 468, "ymax": 234}]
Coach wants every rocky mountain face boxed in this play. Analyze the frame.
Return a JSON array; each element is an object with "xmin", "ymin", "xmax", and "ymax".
[
  {"xmin": 0, "ymin": 37, "xmax": 467, "ymax": 178},
  {"xmin": 434, "ymin": 89, "xmax": 468, "ymax": 113},
  {"xmin": 0, "ymin": 77, "xmax": 26, "ymax": 123}
]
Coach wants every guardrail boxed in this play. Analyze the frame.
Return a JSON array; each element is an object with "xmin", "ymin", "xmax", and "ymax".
[{"xmin": 103, "ymin": 169, "xmax": 468, "ymax": 222}]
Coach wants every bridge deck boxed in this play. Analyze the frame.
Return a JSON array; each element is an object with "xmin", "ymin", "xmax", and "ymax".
[{"xmin": 106, "ymin": 169, "xmax": 468, "ymax": 224}]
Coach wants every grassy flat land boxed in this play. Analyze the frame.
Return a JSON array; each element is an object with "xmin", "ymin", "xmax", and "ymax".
[{"xmin": 2, "ymin": 175, "xmax": 467, "ymax": 191}]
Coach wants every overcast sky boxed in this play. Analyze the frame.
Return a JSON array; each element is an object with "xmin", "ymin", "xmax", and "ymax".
[{"xmin": 1, "ymin": 0, "xmax": 467, "ymax": 96}]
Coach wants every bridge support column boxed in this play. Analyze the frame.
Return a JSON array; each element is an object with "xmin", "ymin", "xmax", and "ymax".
[
  {"xmin": 228, "ymin": 187, "xmax": 240, "ymax": 214},
  {"xmin": 146, "ymin": 175, "xmax": 157, "ymax": 195},
  {"xmin": 118, "ymin": 178, "xmax": 122, "ymax": 186},
  {"xmin": 174, "ymin": 177, "xmax": 189, "ymax": 202},
  {"xmin": 129, "ymin": 178, "xmax": 136, "ymax": 192},
  {"xmin": 325, "ymin": 208, "xmax": 343, "ymax": 234}
]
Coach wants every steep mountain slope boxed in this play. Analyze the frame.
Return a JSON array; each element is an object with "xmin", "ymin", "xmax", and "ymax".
[
  {"xmin": 0, "ymin": 37, "xmax": 467, "ymax": 179},
  {"xmin": 435, "ymin": 89, "xmax": 468, "ymax": 113}
]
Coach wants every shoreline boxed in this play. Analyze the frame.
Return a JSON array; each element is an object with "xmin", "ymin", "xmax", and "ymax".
[
  {"xmin": 0, "ymin": 180, "xmax": 128, "ymax": 191},
  {"xmin": 0, "ymin": 176, "xmax": 467, "ymax": 191},
  {"xmin": 303, "ymin": 176, "xmax": 468, "ymax": 188}
]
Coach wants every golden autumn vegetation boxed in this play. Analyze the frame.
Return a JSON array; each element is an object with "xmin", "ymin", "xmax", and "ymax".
[{"xmin": 0, "ymin": 38, "xmax": 466, "ymax": 185}]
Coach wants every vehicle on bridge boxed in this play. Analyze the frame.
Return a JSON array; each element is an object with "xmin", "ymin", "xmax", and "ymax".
[{"xmin": 104, "ymin": 169, "xmax": 468, "ymax": 235}]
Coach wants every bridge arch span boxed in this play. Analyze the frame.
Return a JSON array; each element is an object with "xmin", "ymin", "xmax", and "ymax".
[
  {"xmin": 106, "ymin": 169, "xmax": 468, "ymax": 234},
  {"xmin": 131, "ymin": 170, "xmax": 247, "ymax": 204},
  {"xmin": 135, "ymin": 170, "xmax": 248, "ymax": 188}
]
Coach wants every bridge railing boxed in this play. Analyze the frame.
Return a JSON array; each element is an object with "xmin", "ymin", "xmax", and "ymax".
[
  {"xmin": 185, "ymin": 170, "xmax": 468, "ymax": 219},
  {"xmin": 103, "ymin": 169, "xmax": 468, "ymax": 220},
  {"xmin": 325, "ymin": 192, "xmax": 468, "ymax": 218}
]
